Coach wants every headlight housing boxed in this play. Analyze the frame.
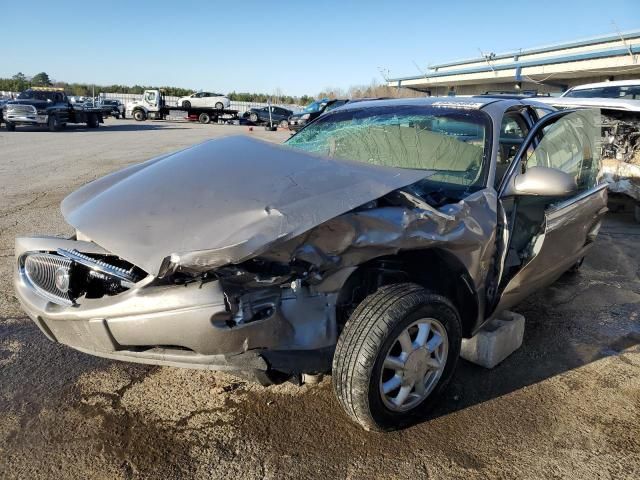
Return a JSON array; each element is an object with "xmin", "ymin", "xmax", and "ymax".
[{"xmin": 300, "ymin": 113, "xmax": 310, "ymax": 120}]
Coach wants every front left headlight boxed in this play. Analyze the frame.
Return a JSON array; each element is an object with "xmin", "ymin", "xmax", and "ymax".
[{"xmin": 300, "ymin": 113, "xmax": 310, "ymax": 120}]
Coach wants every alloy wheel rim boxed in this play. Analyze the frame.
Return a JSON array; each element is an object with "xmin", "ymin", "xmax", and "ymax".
[{"xmin": 378, "ymin": 317, "xmax": 448, "ymax": 412}]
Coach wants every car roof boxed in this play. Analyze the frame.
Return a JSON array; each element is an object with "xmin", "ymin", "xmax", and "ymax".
[
  {"xmin": 327, "ymin": 96, "xmax": 510, "ymax": 113},
  {"xmin": 567, "ymin": 79, "xmax": 640, "ymax": 90}
]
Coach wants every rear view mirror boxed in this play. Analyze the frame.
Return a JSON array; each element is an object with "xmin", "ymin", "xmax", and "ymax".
[{"xmin": 504, "ymin": 166, "xmax": 577, "ymax": 197}]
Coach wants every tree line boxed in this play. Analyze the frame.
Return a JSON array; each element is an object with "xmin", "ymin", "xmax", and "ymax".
[
  {"xmin": 0, "ymin": 72, "xmax": 316, "ymax": 104},
  {"xmin": 1, "ymin": 72, "xmax": 423, "ymax": 104}
]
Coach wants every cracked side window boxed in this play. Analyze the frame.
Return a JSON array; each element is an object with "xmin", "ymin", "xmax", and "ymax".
[{"xmin": 523, "ymin": 109, "xmax": 602, "ymax": 192}]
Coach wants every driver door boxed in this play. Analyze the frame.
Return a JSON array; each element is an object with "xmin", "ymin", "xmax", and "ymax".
[{"xmin": 492, "ymin": 108, "xmax": 607, "ymax": 313}]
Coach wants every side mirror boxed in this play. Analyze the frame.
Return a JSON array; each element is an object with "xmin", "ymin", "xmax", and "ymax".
[{"xmin": 503, "ymin": 166, "xmax": 577, "ymax": 197}]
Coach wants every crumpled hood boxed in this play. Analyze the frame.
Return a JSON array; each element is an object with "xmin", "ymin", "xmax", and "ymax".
[{"xmin": 62, "ymin": 136, "xmax": 430, "ymax": 276}]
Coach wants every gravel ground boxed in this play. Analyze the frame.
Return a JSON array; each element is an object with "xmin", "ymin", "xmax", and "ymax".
[{"xmin": 0, "ymin": 119, "xmax": 639, "ymax": 479}]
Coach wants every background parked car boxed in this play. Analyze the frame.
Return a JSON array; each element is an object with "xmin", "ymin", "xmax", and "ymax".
[
  {"xmin": 288, "ymin": 98, "xmax": 349, "ymax": 131},
  {"xmin": 561, "ymin": 80, "xmax": 640, "ymax": 99},
  {"xmin": 0, "ymin": 97, "xmax": 9, "ymax": 125},
  {"xmin": 243, "ymin": 106, "xmax": 293, "ymax": 127},
  {"xmin": 176, "ymin": 92, "xmax": 230, "ymax": 110},
  {"xmin": 97, "ymin": 99, "xmax": 125, "ymax": 118}
]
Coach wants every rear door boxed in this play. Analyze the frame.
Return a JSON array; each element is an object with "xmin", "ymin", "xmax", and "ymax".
[{"xmin": 493, "ymin": 109, "xmax": 607, "ymax": 312}]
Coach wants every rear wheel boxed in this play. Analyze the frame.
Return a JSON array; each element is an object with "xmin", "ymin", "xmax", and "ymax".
[
  {"xmin": 198, "ymin": 113, "xmax": 211, "ymax": 124},
  {"xmin": 332, "ymin": 283, "xmax": 461, "ymax": 431},
  {"xmin": 215, "ymin": 102, "xmax": 224, "ymax": 110},
  {"xmin": 48, "ymin": 114, "xmax": 61, "ymax": 132},
  {"xmin": 133, "ymin": 110, "xmax": 146, "ymax": 121},
  {"xmin": 182, "ymin": 101, "xmax": 191, "ymax": 109},
  {"xmin": 5, "ymin": 122, "xmax": 16, "ymax": 131},
  {"xmin": 87, "ymin": 114, "xmax": 99, "ymax": 128}
]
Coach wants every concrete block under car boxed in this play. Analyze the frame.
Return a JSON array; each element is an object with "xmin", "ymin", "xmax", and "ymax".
[{"xmin": 460, "ymin": 311, "xmax": 525, "ymax": 369}]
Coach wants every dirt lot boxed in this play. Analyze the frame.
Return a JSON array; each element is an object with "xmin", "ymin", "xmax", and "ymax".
[{"xmin": 0, "ymin": 119, "xmax": 639, "ymax": 479}]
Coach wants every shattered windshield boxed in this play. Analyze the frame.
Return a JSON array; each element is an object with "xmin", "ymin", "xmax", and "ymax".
[{"xmin": 286, "ymin": 105, "xmax": 490, "ymax": 188}]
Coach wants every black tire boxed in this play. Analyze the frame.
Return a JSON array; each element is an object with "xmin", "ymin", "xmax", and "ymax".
[
  {"xmin": 48, "ymin": 114, "xmax": 61, "ymax": 132},
  {"xmin": 5, "ymin": 122, "xmax": 16, "ymax": 131},
  {"xmin": 87, "ymin": 114, "xmax": 99, "ymax": 128},
  {"xmin": 249, "ymin": 112, "xmax": 259, "ymax": 123},
  {"xmin": 133, "ymin": 110, "xmax": 146, "ymax": 121},
  {"xmin": 567, "ymin": 256, "xmax": 585, "ymax": 273},
  {"xmin": 121, "ymin": 111, "xmax": 126, "ymax": 119},
  {"xmin": 332, "ymin": 283, "xmax": 461, "ymax": 431},
  {"xmin": 279, "ymin": 119, "xmax": 289, "ymax": 129},
  {"xmin": 198, "ymin": 113, "xmax": 210, "ymax": 124},
  {"xmin": 113, "ymin": 113, "xmax": 120, "ymax": 119},
  {"xmin": 215, "ymin": 102, "xmax": 224, "ymax": 110},
  {"xmin": 182, "ymin": 101, "xmax": 191, "ymax": 109}
]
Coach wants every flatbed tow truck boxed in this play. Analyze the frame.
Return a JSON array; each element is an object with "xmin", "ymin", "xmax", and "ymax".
[
  {"xmin": 2, "ymin": 87, "xmax": 103, "ymax": 131},
  {"xmin": 126, "ymin": 89, "xmax": 239, "ymax": 124}
]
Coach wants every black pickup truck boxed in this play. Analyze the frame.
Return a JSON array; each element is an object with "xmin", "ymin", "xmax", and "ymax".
[{"xmin": 2, "ymin": 87, "xmax": 103, "ymax": 131}]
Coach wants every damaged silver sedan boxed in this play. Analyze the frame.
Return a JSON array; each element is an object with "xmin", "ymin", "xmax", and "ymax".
[{"xmin": 15, "ymin": 97, "xmax": 607, "ymax": 431}]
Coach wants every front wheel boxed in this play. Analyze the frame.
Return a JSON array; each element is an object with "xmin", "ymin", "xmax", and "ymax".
[
  {"xmin": 133, "ymin": 110, "xmax": 146, "ymax": 121},
  {"xmin": 279, "ymin": 119, "xmax": 289, "ymax": 129},
  {"xmin": 182, "ymin": 101, "xmax": 191, "ymax": 109},
  {"xmin": 48, "ymin": 114, "xmax": 61, "ymax": 132},
  {"xmin": 198, "ymin": 113, "xmax": 210, "ymax": 124},
  {"xmin": 332, "ymin": 283, "xmax": 461, "ymax": 431},
  {"xmin": 5, "ymin": 122, "xmax": 16, "ymax": 131},
  {"xmin": 249, "ymin": 112, "xmax": 259, "ymax": 123},
  {"xmin": 215, "ymin": 102, "xmax": 224, "ymax": 110}
]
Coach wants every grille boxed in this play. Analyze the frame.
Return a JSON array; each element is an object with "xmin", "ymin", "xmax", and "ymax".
[
  {"xmin": 23, "ymin": 253, "xmax": 74, "ymax": 306},
  {"xmin": 7, "ymin": 104, "xmax": 37, "ymax": 116}
]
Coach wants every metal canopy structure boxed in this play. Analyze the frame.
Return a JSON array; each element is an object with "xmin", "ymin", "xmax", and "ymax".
[{"xmin": 388, "ymin": 30, "xmax": 640, "ymax": 95}]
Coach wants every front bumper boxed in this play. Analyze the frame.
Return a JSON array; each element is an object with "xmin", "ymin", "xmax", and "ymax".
[
  {"xmin": 14, "ymin": 236, "xmax": 337, "ymax": 375},
  {"xmin": 5, "ymin": 114, "xmax": 48, "ymax": 125},
  {"xmin": 288, "ymin": 119, "xmax": 306, "ymax": 131}
]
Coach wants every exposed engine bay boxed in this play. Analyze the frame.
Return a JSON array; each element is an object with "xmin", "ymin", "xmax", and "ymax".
[
  {"xmin": 600, "ymin": 111, "xmax": 640, "ymax": 201},
  {"xmin": 601, "ymin": 112, "xmax": 640, "ymax": 163}
]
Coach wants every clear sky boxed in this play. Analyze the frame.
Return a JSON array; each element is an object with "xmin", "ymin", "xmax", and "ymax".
[{"xmin": 2, "ymin": 0, "xmax": 639, "ymax": 96}]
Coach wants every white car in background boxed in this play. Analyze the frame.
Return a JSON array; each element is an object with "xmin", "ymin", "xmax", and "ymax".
[
  {"xmin": 176, "ymin": 92, "xmax": 230, "ymax": 110},
  {"xmin": 561, "ymin": 79, "xmax": 640, "ymax": 99}
]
